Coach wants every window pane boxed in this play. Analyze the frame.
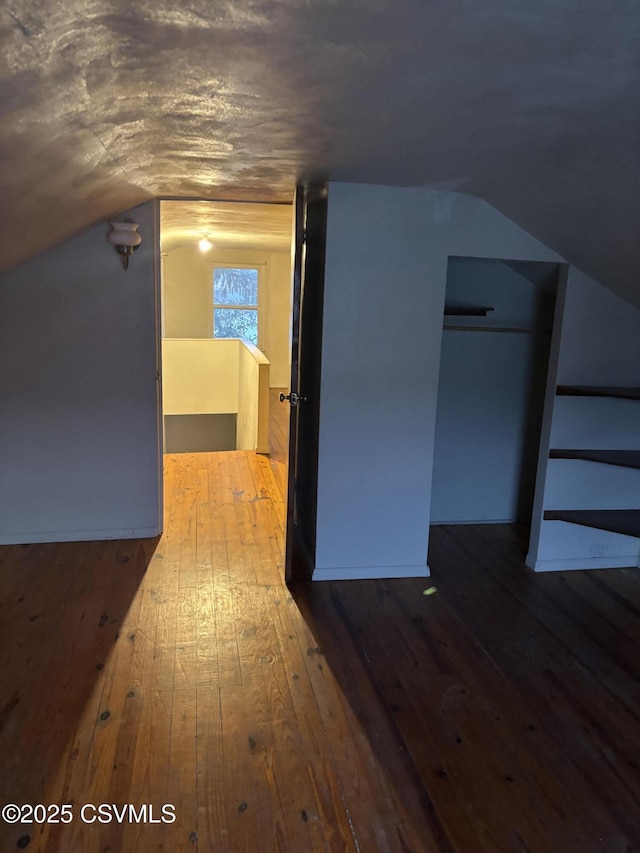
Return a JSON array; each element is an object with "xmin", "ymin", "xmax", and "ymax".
[
  {"xmin": 213, "ymin": 267, "xmax": 258, "ymax": 305},
  {"xmin": 214, "ymin": 308, "xmax": 258, "ymax": 344}
]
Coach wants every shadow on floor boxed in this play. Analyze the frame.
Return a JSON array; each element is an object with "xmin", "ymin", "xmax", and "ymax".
[
  {"xmin": 287, "ymin": 523, "xmax": 640, "ymax": 850},
  {"xmin": 0, "ymin": 536, "xmax": 158, "ymax": 849}
]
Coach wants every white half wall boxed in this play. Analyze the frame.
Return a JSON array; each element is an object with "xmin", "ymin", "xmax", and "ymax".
[
  {"xmin": 313, "ymin": 183, "xmax": 561, "ymax": 581},
  {"xmin": 237, "ymin": 342, "xmax": 270, "ymax": 454},
  {"xmin": 162, "ymin": 339, "xmax": 239, "ymax": 414},
  {"xmin": 162, "ymin": 338, "xmax": 270, "ymax": 453},
  {"xmin": 0, "ymin": 201, "xmax": 161, "ymax": 544}
]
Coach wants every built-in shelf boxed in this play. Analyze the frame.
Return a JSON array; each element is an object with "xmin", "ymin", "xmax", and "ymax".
[
  {"xmin": 544, "ymin": 385, "xmax": 640, "ymax": 547},
  {"xmin": 443, "ymin": 305, "xmax": 494, "ymax": 317},
  {"xmin": 549, "ymin": 449, "xmax": 640, "ymax": 470},
  {"xmin": 544, "ymin": 510, "xmax": 640, "ymax": 539},
  {"xmin": 556, "ymin": 385, "xmax": 640, "ymax": 400}
]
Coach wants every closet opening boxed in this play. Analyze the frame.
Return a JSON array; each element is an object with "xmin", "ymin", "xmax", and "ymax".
[{"xmin": 430, "ymin": 256, "xmax": 560, "ymax": 531}]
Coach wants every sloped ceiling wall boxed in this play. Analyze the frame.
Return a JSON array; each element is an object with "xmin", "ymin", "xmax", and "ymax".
[{"xmin": 1, "ymin": 1, "xmax": 639, "ymax": 305}]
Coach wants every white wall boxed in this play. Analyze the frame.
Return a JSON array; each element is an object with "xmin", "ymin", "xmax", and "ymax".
[
  {"xmin": 556, "ymin": 270, "xmax": 640, "ymax": 387},
  {"xmin": 527, "ymin": 269, "xmax": 640, "ymax": 571},
  {"xmin": 431, "ymin": 331, "xmax": 551, "ymax": 523},
  {"xmin": 313, "ymin": 183, "xmax": 561, "ymax": 581},
  {"xmin": 265, "ymin": 251, "xmax": 294, "ymax": 388},
  {"xmin": 163, "ymin": 248, "xmax": 210, "ymax": 337},
  {"xmin": 162, "ymin": 246, "xmax": 292, "ymax": 387},
  {"xmin": 0, "ymin": 201, "xmax": 161, "ymax": 544}
]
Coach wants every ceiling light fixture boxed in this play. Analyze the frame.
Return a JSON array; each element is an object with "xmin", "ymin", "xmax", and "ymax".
[
  {"xmin": 107, "ymin": 220, "xmax": 142, "ymax": 270},
  {"xmin": 199, "ymin": 234, "xmax": 213, "ymax": 253}
]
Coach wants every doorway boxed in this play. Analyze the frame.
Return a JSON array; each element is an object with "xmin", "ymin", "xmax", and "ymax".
[
  {"xmin": 159, "ymin": 199, "xmax": 293, "ymax": 500},
  {"xmin": 430, "ymin": 256, "xmax": 560, "ymax": 527}
]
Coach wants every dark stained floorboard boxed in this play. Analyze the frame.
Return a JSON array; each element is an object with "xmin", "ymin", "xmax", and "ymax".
[{"xmin": 0, "ymin": 399, "xmax": 639, "ymax": 851}]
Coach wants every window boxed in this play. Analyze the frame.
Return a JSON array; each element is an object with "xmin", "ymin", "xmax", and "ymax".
[{"xmin": 211, "ymin": 265, "xmax": 261, "ymax": 346}]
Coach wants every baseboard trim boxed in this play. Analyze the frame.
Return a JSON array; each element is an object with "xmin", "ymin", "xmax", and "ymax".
[
  {"xmin": 312, "ymin": 563, "xmax": 430, "ymax": 581},
  {"xmin": 0, "ymin": 526, "xmax": 161, "ymax": 545},
  {"xmin": 525, "ymin": 553, "xmax": 639, "ymax": 572}
]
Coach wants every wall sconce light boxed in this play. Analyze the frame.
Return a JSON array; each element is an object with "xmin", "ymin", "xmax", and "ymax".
[
  {"xmin": 199, "ymin": 234, "xmax": 213, "ymax": 253},
  {"xmin": 107, "ymin": 220, "xmax": 142, "ymax": 270}
]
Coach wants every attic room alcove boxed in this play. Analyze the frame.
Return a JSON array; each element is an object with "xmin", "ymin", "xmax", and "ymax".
[{"xmin": 430, "ymin": 256, "xmax": 560, "ymax": 531}]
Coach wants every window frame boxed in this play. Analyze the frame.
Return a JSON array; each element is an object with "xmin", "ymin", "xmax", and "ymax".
[{"xmin": 209, "ymin": 261, "xmax": 265, "ymax": 347}]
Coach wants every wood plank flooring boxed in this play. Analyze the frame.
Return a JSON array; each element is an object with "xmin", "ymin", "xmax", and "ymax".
[{"xmin": 1, "ymin": 397, "xmax": 640, "ymax": 850}]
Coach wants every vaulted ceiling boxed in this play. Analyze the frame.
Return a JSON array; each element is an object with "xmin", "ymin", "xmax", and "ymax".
[{"xmin": 1, "ymin": 1, "xmax": 639, "ymax": 304}]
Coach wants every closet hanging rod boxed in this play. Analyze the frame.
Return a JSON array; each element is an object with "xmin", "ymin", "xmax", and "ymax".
[{"xmin": 442, "ymin": 325, "xmax": 552, "ymax": 334}]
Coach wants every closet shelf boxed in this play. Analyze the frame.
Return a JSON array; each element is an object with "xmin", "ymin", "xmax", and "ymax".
[
  {"xmin": 549, "ymin": 449, "xmax": 640, "ymax": 470},
  {"xmin": 556, "ymin": 385, "xmax": 640, "ymax": 400},
  {"xmin": 543, "ymin": 510, "xmax": 640, "ymax": 539},
  {"xmin": 443, "ymin": 305, "xmax": 494, "ymax": 317}
]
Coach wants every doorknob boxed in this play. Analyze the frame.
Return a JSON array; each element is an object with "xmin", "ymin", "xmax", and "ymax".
[{"xmin": 279, "ymin": 391, "xmax": 307, "ymax": 406}]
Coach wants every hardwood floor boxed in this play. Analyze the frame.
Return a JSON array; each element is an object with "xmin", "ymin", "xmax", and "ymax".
[
  {"xmin": 303, "ymin": 528, "xmax": 640, "ymax": 852},
  {"xmin": 1, "ymin": 398, "xmax": 640, "ymax": 850}
]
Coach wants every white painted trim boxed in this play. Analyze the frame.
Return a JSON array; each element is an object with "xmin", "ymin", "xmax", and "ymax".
[
  {"xmin": 523, "ymin": 266, "xmax": 569, "ymax": 570},
  {"xmin": 153, "ymin": 199, "xmax": 164, "ymax": 537},
  {"xmin": 0, "ymin": 527, "xmax": 161, "ymax": 545},
  {"xmin": 209, "ymin": 260, "xmax": 265, "ymax": 347},
  {"xmin": 525, "ymin": 553, "xmax": 640, "ymax": 572},
  {"xmin": 312, "ymin": 564, "xmax": 430, "ymax": 581}
]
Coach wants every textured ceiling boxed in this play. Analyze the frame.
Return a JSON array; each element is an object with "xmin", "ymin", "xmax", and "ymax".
[
  {"xmin": 1, "ymin": 1, "xmax": 639, "ymax": 304},
  {"xmin": 160, "ymin": 200, "xmax": 292, "ymax": 253}
]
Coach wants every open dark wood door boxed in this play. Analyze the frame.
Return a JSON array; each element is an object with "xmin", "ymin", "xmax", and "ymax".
[{"xmin": 283, "ymin": 185, "xmax": 328, "ymax": 583}]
